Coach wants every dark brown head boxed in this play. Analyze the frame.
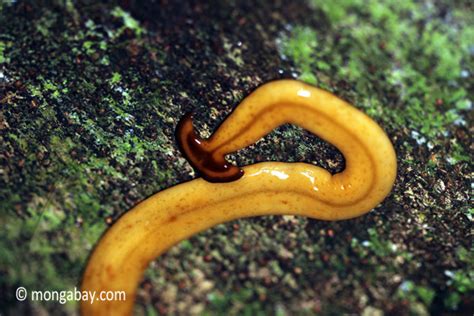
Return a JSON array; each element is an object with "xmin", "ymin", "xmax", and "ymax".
[{"xmin": 176, "ymin": 113, "xmax": 244, "ymax": 183}]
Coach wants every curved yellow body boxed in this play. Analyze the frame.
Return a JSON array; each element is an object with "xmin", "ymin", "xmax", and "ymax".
[{"xmin": 81, "ymin": 80, "xmax": 396, "ymax": 315}]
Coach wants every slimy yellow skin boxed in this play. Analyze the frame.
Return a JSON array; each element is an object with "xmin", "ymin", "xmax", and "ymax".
[{"xmin": 81, "ymin": 80, "xmax": 396, "ymax": 315}]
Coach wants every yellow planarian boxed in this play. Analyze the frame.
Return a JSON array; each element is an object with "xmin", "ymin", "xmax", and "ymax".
[{"xmin": 81, "ymin": 80, "xmax": 397, "ymax": 315}]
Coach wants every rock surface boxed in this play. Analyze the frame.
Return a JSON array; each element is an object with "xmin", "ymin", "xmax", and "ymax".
[{"xmin": 0, "ymin": 1, "xmax": 472, "ymax": 315}]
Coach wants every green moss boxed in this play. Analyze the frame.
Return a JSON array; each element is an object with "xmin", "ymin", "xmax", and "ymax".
[
  {"xmin": 397, "ymin": 280, "xmax": 436, "ymax": 306},
  {"xmin": 0, "ymin": 40, "xmax": 10, "ymax": 64},
  {"xmin": 0, "ymin": 5, "xmax": 177, "ymax": 309},
  {"xmin": 443, "ymin": 246, "xmax": 474, "ymax": 310},
  {"xmin": 109, "ymin": 72, "xmax": 122, "ymax": 85},
  {"xmin": 82, "ymin": 40, "xmax": 96, "ymax": 55},
  {"xmin": 281, "ymin": 0, "xmax": 472, "ymax": 143},
  {"xmin": 206, "ymin": 288, "xmax": 269, "ymax": 315},
  {"xmin": 448, "ymin": 141, "xmax": 470, "ymax": 165},
  {"xmin": 279, "ymin": 26, "xmax": 319, "ymax": 85},
  {"xmin": 35, "ymin": 9, "xmax": 57, "ymax": 37},
  {"xmin": 351, "ymin": 230, "xmax": 413, "ymax": 263},
  {"xmin": 111, "ymin": 6, "xmax": 145, "ymax": 37}
]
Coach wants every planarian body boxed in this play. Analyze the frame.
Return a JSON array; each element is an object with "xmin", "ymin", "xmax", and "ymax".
[{"xmin": 81, "ymin": 80, "xmax": 396, "ymax": 315}]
